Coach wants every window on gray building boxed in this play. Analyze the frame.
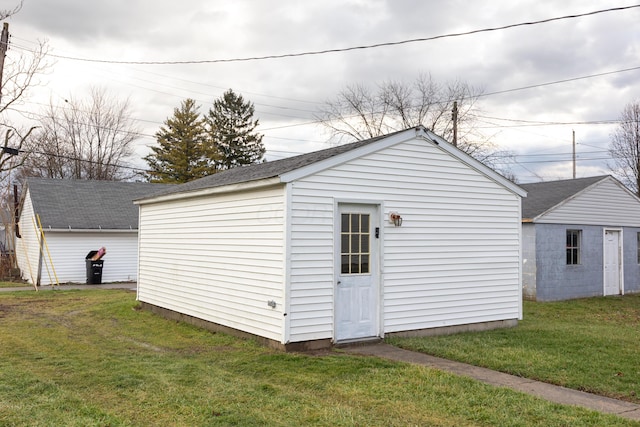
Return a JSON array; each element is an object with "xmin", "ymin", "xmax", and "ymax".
[{"xmin": 566, "ymin": 230, "xmax": 581, "ymax": 265}]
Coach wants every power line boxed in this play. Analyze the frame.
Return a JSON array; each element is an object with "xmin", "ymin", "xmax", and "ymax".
[
  {"xmin": 499, "ymin": 156, "xmax": 611, "ymax": 165},
  {"xmin": 478, "ymin": 66, "xmax": 640, "ymax": 99},
  {"xmin": 471, "ymin": 114, "xmax": 620, "ymax": 126},
  {"xmin": 120, "ymin": 66, "xmax": 323, "ymax": 105},
  {"xmin": 513, "ymin": 150, "xmax": 609, "ymax": 158},
  {"xmin": 44, "ymin": 5, "xmax": 640, "ymax": 66},
  {"xmin": 8, "ymin": 37, "xmax": 323, "ymax": 105}
]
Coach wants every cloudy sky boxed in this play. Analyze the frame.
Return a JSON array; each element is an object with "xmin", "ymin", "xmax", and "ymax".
[{"xmin": 4, "ymin": 0, "xmax": 640, "ymax": 182}]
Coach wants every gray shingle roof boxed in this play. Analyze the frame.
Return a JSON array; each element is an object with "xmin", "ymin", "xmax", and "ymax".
[
  {"xmin": 143, "ymin": 130, "xmax": 406, "ymax": 200},
  {"xmin": 519, "ymin": 175, "xmax": 608, "ymax": 220},
  {"xmin": 24, "ymin": 178, "xmax": 173, "ymax": 230}
]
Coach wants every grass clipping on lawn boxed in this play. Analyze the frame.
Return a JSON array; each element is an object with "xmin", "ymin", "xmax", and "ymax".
[{"xmin": 0, "ymin": 290, "xmax": 634, "ymax": 427}]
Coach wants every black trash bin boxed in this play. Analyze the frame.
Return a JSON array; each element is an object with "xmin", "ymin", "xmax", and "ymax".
[{"xmin": 85, "ymin": 251, "xmax": 104, "ymax": 284}]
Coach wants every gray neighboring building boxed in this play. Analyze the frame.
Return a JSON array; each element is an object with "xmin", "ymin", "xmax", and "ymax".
[
  {"xmin": 520, "ymin": 175, "xmax": 640, "ymax": 301},
  {"xmin": 16, "ymin": 178, "xmax": 171, "ymax": 285}
]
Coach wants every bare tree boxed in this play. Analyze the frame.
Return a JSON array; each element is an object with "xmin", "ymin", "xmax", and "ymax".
[
  {"xmin": 0, "ymin": 1, "xmax": 47, "ymax": 273},
  {"xmin": 316, "ymin": 73, "xmax": 514, "ymax": 171},
  {"xmin": 22, "ymin": 88, "xmax": 140, "ymax": 181},
  {"xmin": 609, "ymin": 100, "xmax": 640, "ymax": 195},
  {"xmin": 0, "ymin": 22, "xmax": 48, "ymax": 180},
  {"xmin": 0, "ymin": 1, "xmax": 23, "ymax": 21}
]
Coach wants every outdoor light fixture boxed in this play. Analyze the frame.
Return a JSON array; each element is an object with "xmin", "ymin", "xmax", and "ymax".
[{"xmin": 389, "ymin": 212, "xmax": 403, "ymax": 227}]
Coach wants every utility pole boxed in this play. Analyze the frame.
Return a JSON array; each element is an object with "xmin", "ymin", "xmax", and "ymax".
[
  {"xmin": 0, "ymin": 22, "xmax": 9, "ymax": 104},
  {"xmin": 572, "ymin": 130, "xmax": 576, "ymax": 179},
  {"xmin": 452, "ymin": 100, "xmax": 458, "ymax": 147}
]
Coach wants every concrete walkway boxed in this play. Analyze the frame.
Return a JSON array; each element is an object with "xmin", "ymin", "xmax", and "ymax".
[{"xmin": 343, "ymin": 343, "xmax": 640, "ymax": 421}]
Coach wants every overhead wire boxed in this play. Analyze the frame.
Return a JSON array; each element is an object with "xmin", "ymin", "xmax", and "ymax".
[
  {"xmin": 42, "ymin": 5, "xmax": 640, "ymax": 65},
  {"xmin": 9, "ymin": 10, "xmax": 640, "ymax": 134},
  {"xmin": 477, "ymin": 66, "xmax": 640, "ymax": 99},
  {"xmin": 5, "ymin": 4, "xmax": 639, "ymax": 178}
]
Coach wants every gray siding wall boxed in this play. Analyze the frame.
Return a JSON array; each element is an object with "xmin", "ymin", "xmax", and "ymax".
[
  {"xmin": 534, "ymin": 224, "xmax": 640, "ymax": 301},
  {"xmin": 522, "ymin": 223, "xmax": 537, "ymax": 300},
  {"xmin": 535, "ymin": 224, "xmax": 602, "ymax": 301},
  {"xmin": 623, "ymin": 228, "xmax": 640, "ymax": 294}
]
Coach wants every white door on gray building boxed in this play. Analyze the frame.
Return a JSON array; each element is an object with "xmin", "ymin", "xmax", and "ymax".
[
  {"xmin": 335, "ymin": 204, "xmax": 379, "ymax": 342},
  {"xmin": 604, "ymin": 229, "xmax": 622, "ymax": 296}
]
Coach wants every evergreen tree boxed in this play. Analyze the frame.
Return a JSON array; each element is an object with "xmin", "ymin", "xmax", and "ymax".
[
  {"xmin": 205, "ymin": 89, "xmax": 265, "ymax": 170},
  {"xmin": 145, "ymin": 99, "xmax": 212, "ymax": 183}
]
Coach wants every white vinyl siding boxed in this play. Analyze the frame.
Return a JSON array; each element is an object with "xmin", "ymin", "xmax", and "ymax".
[
  {"xmin": 287, "ymin": 139, "xmax": 521, "ymax": 341},
  {"xmin": 537, "ymin": 178, "xmax": 640, "ymax": 226},
  {"xmin": 41, "ymin": 233, "xmax": 138, "ymax": 284},
  {"xmin": 137, "ymin": 185, "xmax": 286, "ymax": 342},
  {"xmin": 15, "ymin": 189, "xmax": 40, "ymax": 284}
]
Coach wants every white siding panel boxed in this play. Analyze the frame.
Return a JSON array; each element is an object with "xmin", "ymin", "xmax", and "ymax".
[
  {"xmin": 15, "ymin": 190, "xmax": 40, "ymax": 284},
  {"xmin": 138, "ymin": 185, "xmax": 286, "ymax": 343},
  {"xmin": 287, "ymin": 138, "xmax": 521, "ymax": 341},
  {"xmin": 41, "ymin": 233, "xmax": 138, "ymax": 284},
  {"xmin": 537, "ymin": 178, "xmax": 640, "ymax": 226}
]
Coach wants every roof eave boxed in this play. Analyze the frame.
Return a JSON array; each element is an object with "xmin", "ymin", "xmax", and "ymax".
[
  {"xmin": 42, "ymin": 228, "xmax": 138, "ymax": 233},
  {"xmin": 135, "ymin": 177, "xmax": 283, "ymax": 205},
  {"xmin": 279, "ymin": 128, "xmax": 425, "ymax": 183},
  {"xmin": 530, "ymin": 176, "xmax": 610, "ymax": 220},
  {"xmin": 427, "ymin": 132, "xmax": 527, "ymax": 198},
  {"xmin": 278, "ymin": 127, "xmax": 526, "ymax": 198}
]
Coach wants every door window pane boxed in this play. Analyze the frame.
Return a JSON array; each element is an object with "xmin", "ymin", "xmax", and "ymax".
[
  {"xmin": 361, "ymin": 234, "xmax": 369, "ymax": 252},
  {"xmin": 341, "ymin": 235, "xmax": 349, "ymax": 253},
  {"xmin": 341, "ymin": 214, "xmax": 349, "ymax": 232},
  {"xmin": 341, "ymin": 255, "xmax": 349, "ymax": 274},
  {"xmin": 361, "ymin": 215, "xmax": 369, "ymax": 231},
  {"xmin": 351, "ymin": 234, "xmax": 360, "ymax": 253},
  {"xmin": 351, "ymin": 214, "xmax": 359, "ymax": 233},
  {"xmin": 340, "ymin": 213, "xmax": 371, "ymax": 274},
  {"xmin": 361, "ymin": 254, "xmax": 369, "ymax": 274}
]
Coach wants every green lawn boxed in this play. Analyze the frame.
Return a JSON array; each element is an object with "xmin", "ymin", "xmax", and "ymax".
[
  {"xmin": 0, "ymin": 290, "xmax": 636, "ymax": 426},
  {"xmin": 389, "ymin": 295, "xmax": 640, "ymax": 404},
  {"xmin": 0, "ymin": 281, "xmax": 30, "ymax": 288}
]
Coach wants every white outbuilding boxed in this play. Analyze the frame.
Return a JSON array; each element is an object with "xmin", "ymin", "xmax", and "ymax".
[
  {"xmin": 136, "ymin": 127, "xmax": 526, "ymax": 350},
  {"xmin": 16, "ymin": 178, "xmax": 170, "ymax": 285}
]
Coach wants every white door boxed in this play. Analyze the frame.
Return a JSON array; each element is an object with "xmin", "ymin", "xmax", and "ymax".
[
  {"xmin": 335, "ymin": 204, "xmax": 379, "ymax": 342},
  {"xmin": 604, "ymin": 230, "xmax": 622, "ymax": 296}
]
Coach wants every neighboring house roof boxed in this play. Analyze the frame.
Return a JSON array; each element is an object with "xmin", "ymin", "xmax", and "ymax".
[
  {"xmin": 23, "ymin": 178, "xmax": 172, "ymax": 230},
  {"xmin": 519, "ymin": 175, "xmax": 609, "ymax": 221},
  {"xmin": 139, "ymin": 126, "xmax": 525, "ymax": 203}
]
